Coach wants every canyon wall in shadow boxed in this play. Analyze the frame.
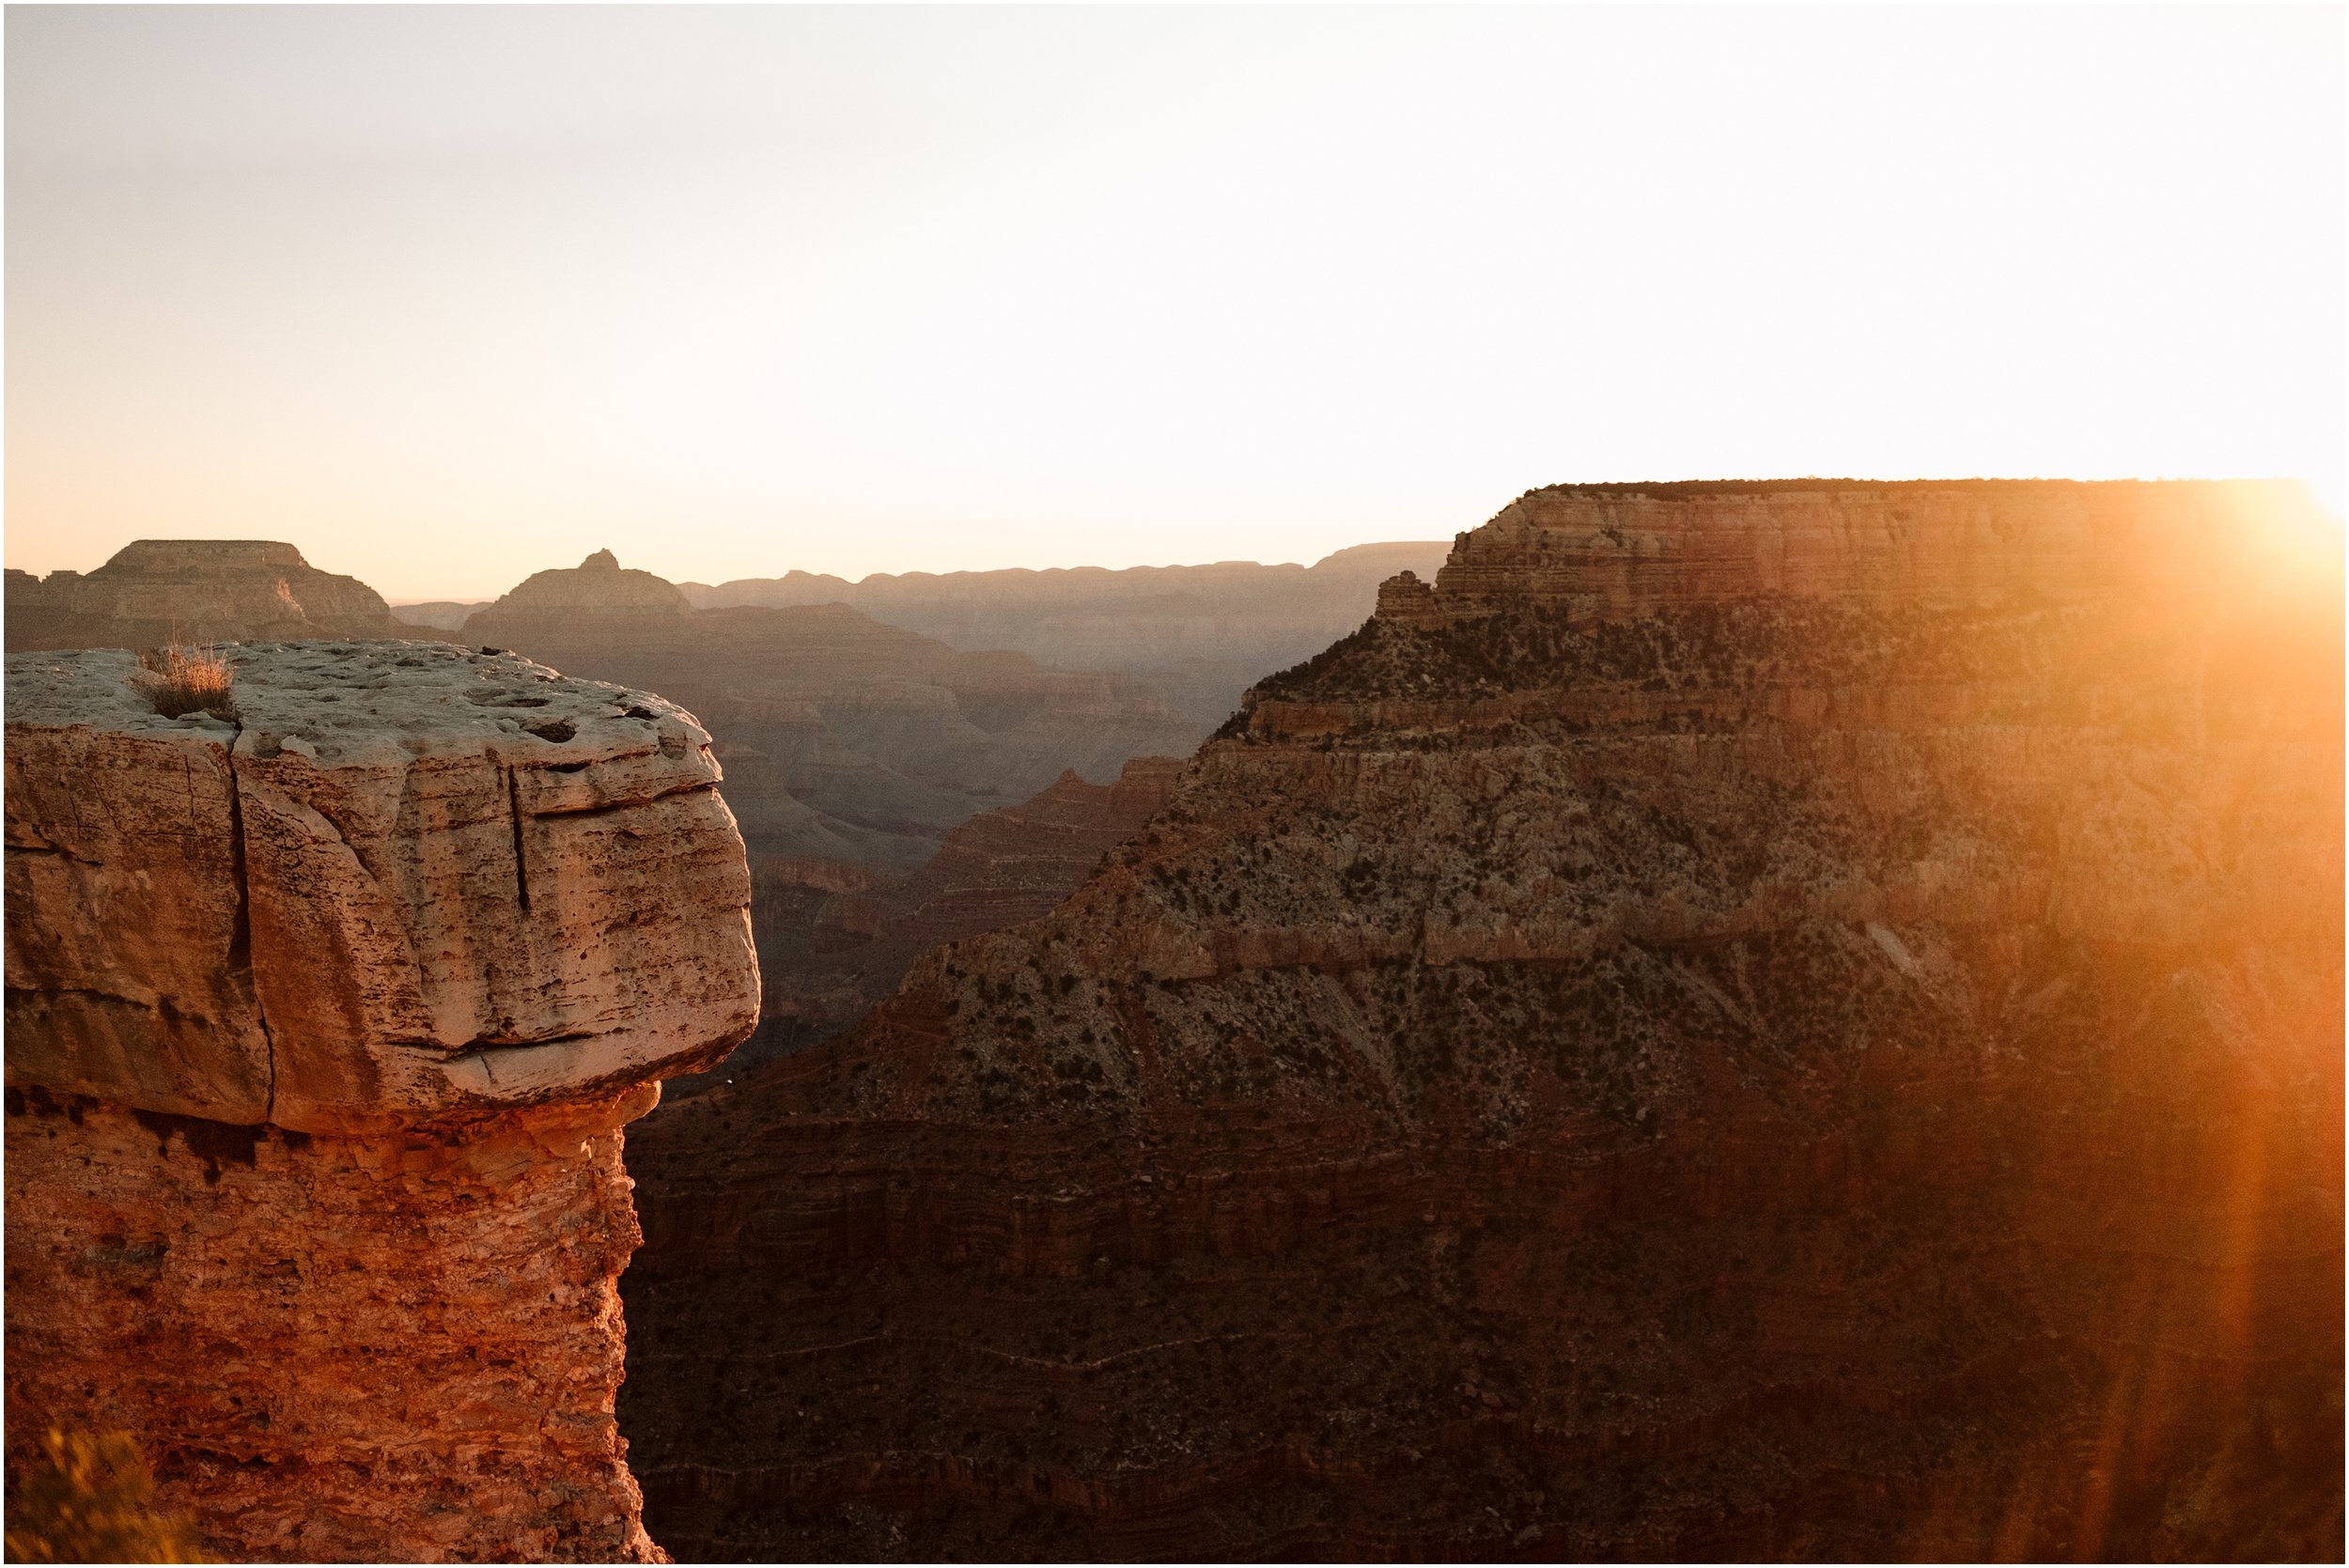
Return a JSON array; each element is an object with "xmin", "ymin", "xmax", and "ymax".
[
  {"xmin": 673, "ymin": 756, "xmax": 1184, "ymax": 1092},
  {"xmin": 622, "ymin": 480, "xmax": 2344, "ymax": 1561}
]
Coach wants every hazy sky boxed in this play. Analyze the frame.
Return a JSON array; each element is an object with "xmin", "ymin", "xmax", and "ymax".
[{"xmin": 8, "ymin": 5, "xmax": 2342, "ymax": 600}]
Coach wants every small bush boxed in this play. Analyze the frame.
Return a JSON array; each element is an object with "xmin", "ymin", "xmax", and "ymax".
[
  {"xmin": 137, "ymin": 646, "xmax": 237, "ymax": 722},
  {"xmin": 3, "ymin": 1426, "xmax": 210, "ymax": 1562}
]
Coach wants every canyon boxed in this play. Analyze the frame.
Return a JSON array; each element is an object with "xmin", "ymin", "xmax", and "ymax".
[
  {"xmin": 676, "ymin": 755, "xmax": 1183, "ymax": 1093},
  {"xmin": 7, "ymin": 540, "xmax": 1445, "ymax": 1074},
  {"xmin": 7, "ymin": 493, "xmax": 2337, "ymax": 1560},
  {"xmin": 455, "ymin": 551, "xmax": 1208, "ymax": 1063},
  {"xmin": 4, "ymin": 642, "xmax": 760, "ymax": 1560},
  {"xmin": 460, "ymin": 550, "xmax": 1190, "ymax": 874},
  {"xmin": 391, "ymin": 599, "xmax": 492, "ymax": 631},
  {"xmin": 680, "ymin": 542, "xmax": 1452, "ymax": 736},
  {"xmin": 619, "ymin": 480, "xmax": 2344, "ymax": 1560}
]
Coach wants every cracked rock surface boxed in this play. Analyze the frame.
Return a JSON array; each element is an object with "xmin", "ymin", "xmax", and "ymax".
[
  {"xmin": 5, "ymin": 640, "xmax": 758, "ymax": 1132},
  {"xmin": 5, "ymin": 639, "xmax": 761, "ymax": 1561}
]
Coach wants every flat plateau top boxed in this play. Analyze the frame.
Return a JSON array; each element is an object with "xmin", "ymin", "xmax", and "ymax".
[
  {"xmin": 4, "ymin": 640, "xmax": 708, "ymax": 767},
  {"xmin": 1516, "ymin": 476, "xmax": 2305, "ymax": 500}
]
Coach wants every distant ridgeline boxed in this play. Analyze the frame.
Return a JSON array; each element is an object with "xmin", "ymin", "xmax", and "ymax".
[
  {"xmin": 5, "ymin": 540, "xmax": 407, "ymax": 649},
  {"xmin": 675, "ymin": 541, "xmax": 1453, "ymax": 729}
]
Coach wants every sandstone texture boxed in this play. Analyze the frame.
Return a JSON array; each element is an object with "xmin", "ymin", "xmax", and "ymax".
[
  {"xmin": 6, "ymin": 642, "xmax": 757, "ymax": 1131},
  {"xmin": 621, "ymin": 479, "xmax": 2342, "ymax": 1560},
  {"xmin": 6, "ymin": 539, "xmax": 407, "ymax": 650},
  {"xmin": 5, "ymin": 641, "xmax": 760, "ymax": 1560}
]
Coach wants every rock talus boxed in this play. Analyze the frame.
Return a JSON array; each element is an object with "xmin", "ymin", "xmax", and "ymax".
[{"xmin": 4, "ymin": 641, "xmax": 760, "ymax": 1561}]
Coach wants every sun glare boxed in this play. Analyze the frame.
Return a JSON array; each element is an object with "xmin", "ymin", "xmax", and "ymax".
[{"xmin": 4, "ymin": 5, "xmax": 2341, "ymax": 598}]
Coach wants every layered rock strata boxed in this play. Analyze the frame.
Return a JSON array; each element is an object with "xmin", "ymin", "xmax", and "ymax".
[
  {"xmin": 6, "ymin": 539, "xmax": 407, "ymax": 650},
  {"xmin": 677, "ymin": 757, "xmax": 1181, "ymax": 1091},
  {"xmin": 621, "ymin": 480, "xmax": 2342, "ymax": 1560},
  {"xmin": 5, "ymin": 642, "xmax": 759, "ymax": 1560}
]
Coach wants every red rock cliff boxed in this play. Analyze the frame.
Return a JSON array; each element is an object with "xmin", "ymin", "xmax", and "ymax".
[
  {"xmin": 620, "ymin": 480, "xmax": 2341, "ymax": 1560},
  {"xmin": 4, "ymin": 641, "xmax": 760, "ymax": 1560}
]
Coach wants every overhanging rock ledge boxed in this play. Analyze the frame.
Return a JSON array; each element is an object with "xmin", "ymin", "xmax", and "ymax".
[{"xmin": 5, "ymin": 639, "xmax": 760, "ymax": 1561}]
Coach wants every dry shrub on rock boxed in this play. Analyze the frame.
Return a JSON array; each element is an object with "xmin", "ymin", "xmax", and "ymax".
[
  {"xmin": 136, "ymin": 646, "xmax": 237, "ymax": 722},
  {"xmin": 3, "ymin": 1426, "xmax": 210, "ymax": 1563}
]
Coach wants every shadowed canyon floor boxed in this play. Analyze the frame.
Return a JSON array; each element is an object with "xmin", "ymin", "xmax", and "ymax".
[
  {"xmin": 669, "ymin": 757, "xmax": 1185, "ymax": 1095},
  {"xmin": 619, "ymin": 481, "xmax": 2344, "ymax": 1561}
]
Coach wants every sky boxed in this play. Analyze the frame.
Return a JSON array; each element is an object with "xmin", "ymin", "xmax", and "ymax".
[{"xmin": 6, "ymin": 5, "xmax": 2343, "ymax": 601}]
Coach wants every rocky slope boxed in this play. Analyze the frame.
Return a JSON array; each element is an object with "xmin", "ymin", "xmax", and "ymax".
[
  {"xmin": 6, "ymin": 540, "xmax": 407, "ymax": 650},
  {"xmin": 682, "ymin": 542, "xmax": 1452, "ymax": 734},
  {"xmin": 672, "ymin": 757, "xmax": 1182, "ymax": 1093},
  {"xmin": 5, "ymin": 642, "xmax": 760, "ymax": 1560},
  {"xmin": 620, "ymin": 480, "xmax": 2342, "ymax": 1560}
]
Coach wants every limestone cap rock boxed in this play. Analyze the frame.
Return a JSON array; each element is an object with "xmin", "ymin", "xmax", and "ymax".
[
  {"xmin": 1427, "ymin": 478, "xmax": 2331, "ymax": 624},
  {"xmin": 5, "ymin": 641, "xmax": 760, "ymax": 1133}
]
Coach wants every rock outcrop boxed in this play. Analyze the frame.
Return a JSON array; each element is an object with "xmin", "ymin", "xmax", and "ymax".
[
  {"xmin": 5, "ymin": 641, "xmax": 759, "ymax": 1560},
  {"xmin": 620, "ymin": 480, "xmax": 2342, "ymax": 1560},
  {"xmin": 6, "ymin": 540, "xmax": 407, "ymax": 651},
  {"xmin": 1426, "ymin": 479, "xmax": 2322, "ymax": 619},
  {"xmin": 453, "ymin": 557, "xmax": 1206, "ymax": 1063}
]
